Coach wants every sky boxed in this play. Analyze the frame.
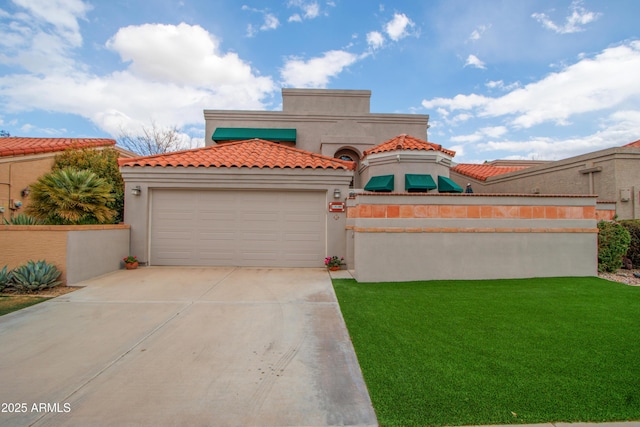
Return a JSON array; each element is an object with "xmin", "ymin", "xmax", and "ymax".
[{"xmin": 1, "ymin": 0, "xmax": 639, "ymax": 163}]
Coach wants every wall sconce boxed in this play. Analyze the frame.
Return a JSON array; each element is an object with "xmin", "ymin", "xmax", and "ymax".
[
  {"xmin": 333, "ymin": 188, "xmax": 341, "ymax": 199},
  {"xmin": 21, "ymin": 187, "xmax": 30, "ymax": 197},
  {"xmin": 131, "ymin": 186, "xmax": 142, "ymax": 196}
]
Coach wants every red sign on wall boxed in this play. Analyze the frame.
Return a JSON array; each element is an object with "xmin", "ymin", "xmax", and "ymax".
[{"xmin": 328, "ymin": 202, "xmax": 345, "ymax": 212}]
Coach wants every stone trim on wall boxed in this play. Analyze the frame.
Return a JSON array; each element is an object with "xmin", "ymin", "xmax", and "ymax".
[{"xmin": 348, "ymin": 204, "xmax": 596, "ymax": 220}]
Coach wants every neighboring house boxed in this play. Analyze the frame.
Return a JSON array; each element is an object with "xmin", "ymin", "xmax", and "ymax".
[
  {"xmin": 451, "ymin": 140, "xmax": 640, "ymax": 220},
  {"xmin": 0, "ymin": 137, "xmax": 133, "ymax": 220},
  {"xmin": 204, "ymin": 88, "xmax": 429, "ymax": 188}
]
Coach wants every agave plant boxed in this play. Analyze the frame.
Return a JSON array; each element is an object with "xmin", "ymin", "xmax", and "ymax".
[
  {"xmin": 25, "ymin": 167, "xmax": 116, "ymax": 225},
  {"xmin": 11, "ymin": 260, "xmax": 62, "ymax": 292},
  {"xmin": 0, "ymin": 265, "xmax": 12, "ymax": 291},
  {"xmin": 3, "ymin": 213, "xmax": 45, "ymax": 225}
]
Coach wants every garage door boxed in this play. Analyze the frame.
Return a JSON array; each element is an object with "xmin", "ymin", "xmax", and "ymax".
[{"xmin": 150, "ymin": 190, "xmax": 326, "ymax": 267}]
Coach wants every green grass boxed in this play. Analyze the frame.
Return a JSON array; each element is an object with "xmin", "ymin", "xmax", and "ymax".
[
  {"xmin": 333, "ymin": 277, "xmax": 640, "ymax": 427},
  {"xmin": 0, "ymin": 295, "xmax": 50, "ymax": 316}
]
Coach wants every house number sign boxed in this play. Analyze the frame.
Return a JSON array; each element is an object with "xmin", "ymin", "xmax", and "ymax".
[{"xmin": 328, "ymin": 202, "xmax": 345, "ymax": 212}]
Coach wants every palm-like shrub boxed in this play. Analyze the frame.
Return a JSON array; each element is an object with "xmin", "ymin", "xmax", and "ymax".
[
  {"xmin": 25, "ymin": 168, "xmax": 116, "ymax": 224},
  {"xmin": 11, "ymin": 260, "xmax": 62, "ymax": 292}
]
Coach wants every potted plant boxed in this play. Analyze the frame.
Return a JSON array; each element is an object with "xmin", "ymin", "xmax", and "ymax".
[
  {"xmin": 123, "ymin": 255, "xmax": 139, "ymax": 270},
  {"xmin": 324, "ymin": 256, "xmax": 343, "ymax": 271}
]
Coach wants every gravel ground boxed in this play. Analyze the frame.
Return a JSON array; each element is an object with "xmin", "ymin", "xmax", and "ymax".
[{"xmin": 598, "ymin": 269, "xmax": 640, "ymax": 286}]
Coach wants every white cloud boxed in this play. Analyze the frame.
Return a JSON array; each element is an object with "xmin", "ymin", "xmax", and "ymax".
[
  {"xmin": 464, "ymin": 54, "xmax": 486, "ymax": 69},
  {"xmin": 280, "ymin": 50, "xmax": 359, "ymax": 88},
  {"xmin": 0, "ymin": 0, "xmax": 91, "ymax": 73},
  {"xmin": 423, "ymin": 41, "xmax": 640, "ymax": 129},
  {"xmin": 532, "ymin": 0, "xmax": 601, "ymax": 34},
  {"xmin": 287, "ymin": 0, "xmax": 321, "ymax": 21},
  {"xmin": 469, "ymin": 25, "xmax": 489, "ymax": 41},
  {"xmin": 485, "ymin": 80, "xmax": 520, "ymax": 91},
  {"xmin": 450, "ymin": 126, "xmax": 508, "ymax": 143},
  {"xmin": 241, "ymin": 5, "xmax": 280, "ymax": 36},
  {"xmin": 366, "ymin": 31, "xmax": 384, "ymax": 49},
  {"xmin": 0, "ymin": 18, "xmax": 276, "ymax": 136},
  {"xmin": 384, "ymin": 12, "xmax": 414, "ymax": 41}
]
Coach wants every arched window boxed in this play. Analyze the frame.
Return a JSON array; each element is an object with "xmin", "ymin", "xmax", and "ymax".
[{"xmin": 334, "ymin": 148, "xmax": 360, "ymax": 188}]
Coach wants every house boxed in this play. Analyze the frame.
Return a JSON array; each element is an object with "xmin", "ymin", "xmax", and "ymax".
[
  {"xmin": 204, "ymin": 88, "xmax": 429, "ymax": 188},
  {"xmin": 0, "ymin": 137, "xmax": 132, "ymax": 220},
  {"xmin": 120, "ymin": 88, "xmax": 597, "ymax": 280},
  {"xmin": 450, "ymin": 140, "xmax": 640, "ymax": 220}
]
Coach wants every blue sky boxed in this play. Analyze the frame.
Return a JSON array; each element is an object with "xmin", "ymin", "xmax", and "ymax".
[{"xmin": 1, "ymin": 0, "xmax": 639, "ymax": 163}]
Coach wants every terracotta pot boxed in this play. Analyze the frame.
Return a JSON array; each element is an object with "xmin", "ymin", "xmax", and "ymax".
[
  {"xmin": 125, "ymin": 262, "xmax": 138, "ymax": 270},
  {"xmin": 329, "ymin": 266, "xmax": 340, "ymax": 271}
]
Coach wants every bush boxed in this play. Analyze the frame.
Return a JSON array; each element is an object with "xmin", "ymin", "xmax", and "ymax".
[
  {"xmin": 597, "ymin": 221, "xmax": 632, "ymax": 272},
  {"xmin": 11, "ymin": 260, "xmax": 62, "ymax": 292},
  {"xmin": 53, "ymin": 147, "xmax": 124, "ymax": 223},
  {"xmin": 25, "ymin": 168, "xmax": 116, "ymax": 225},
  {"xmin": 2, "ymin": 213, "xmax": 44, "ymax": 225},
  {"xmin": 620, "ymin": 220, "xmax": 640, "ymax": 268},
  {"xmin": 0, "ymin": 265, "xmax": 11, "ymax": 291}
]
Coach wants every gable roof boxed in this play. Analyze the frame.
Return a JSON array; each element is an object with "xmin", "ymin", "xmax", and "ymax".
[
  {"xmin": 624, "ymin": 139, "xmax": 640, "ymax": 147},
  {"xmin": 363, "ymin": 134, "xmax": 456, "ymax": 157},
  {"xmin": 118, "ymin": 138, "xmax": 356, "ymax": 170},
  {"xmin": 451, "ymin": 163, "xmax": 531, "ymax": 181},
  {"xmin": 0, "ymin": 137, "xmax": 116, "ymax": 157}
]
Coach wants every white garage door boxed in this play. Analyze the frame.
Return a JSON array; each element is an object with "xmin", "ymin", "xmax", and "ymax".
[{"xmin": 150, "ymin": 190, "xmax": 326, "ymax": 267}]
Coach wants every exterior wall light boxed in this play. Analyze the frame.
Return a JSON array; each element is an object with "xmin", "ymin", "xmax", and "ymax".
[
  {"xmin": 333, "ymin": 188, "xmax": 341, "ymax": 199},
  {"xmin": 131, "ymin": 186, "xmax": 142, "ymax": 196},
  {"xmin": 21, "ymin": 187, "xmax": 30, "ymax": 197}
]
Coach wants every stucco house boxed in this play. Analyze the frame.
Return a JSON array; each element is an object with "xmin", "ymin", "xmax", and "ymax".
[
  {"xmin": 451, "ymin": 139, "xmax": 640, "ymax": 220},
  {"xmin": 0, "ymin": 137, "xmax": 129, "ymax": 221},
  {"xmin": 119, "ymin": 88, "xmax": 597, "ymax": 279}
]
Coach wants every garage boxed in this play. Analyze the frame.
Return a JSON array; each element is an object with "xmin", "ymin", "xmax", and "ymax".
[
  {"xmin": 150, "ymin": 189, "xmax": 326, "ymax": 267},
  {"xmin": 119, "ymin": 139, "xmax": 354, "ymax": 269}
]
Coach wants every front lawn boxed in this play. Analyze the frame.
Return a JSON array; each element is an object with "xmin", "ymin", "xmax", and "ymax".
[
  {"xmin": 0, "ymin": 295, "xmax": 50, "ymax": 316},
  {"xmin": 333, "ymin": 277, "xmax": 640, "ymax": 427}
]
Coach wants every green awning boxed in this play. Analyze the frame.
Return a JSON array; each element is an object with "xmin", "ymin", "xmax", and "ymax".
[
  {"xmin": 437, "ymin": 175, "xmax": 464, "ymax": 193},
  {"xmin": 212, "ymin": 128, "xmax": 296, "ymax": 143},
  {"xmin": 405, "ymin": 174, "xmax": 437, "ymax": 192},
  {"xmin": 364, "ymin": 175, "xmax": 394, "ymax": 192}
]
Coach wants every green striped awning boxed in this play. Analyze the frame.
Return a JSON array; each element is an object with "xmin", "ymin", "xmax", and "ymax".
[
  {"xmin": 212, "ymin": 128, "xmax": 296, "ymax": 143},
  {"xmin": 364, "ymin": 175, "xmax": 394, "ymax": 192},
  {"xmin": 437, "ymin": 175, "xmax": 464, "ymax": 193},
  {"xmin": 405, "ymin": 174, "xmax": 437, "ymax": 192}
]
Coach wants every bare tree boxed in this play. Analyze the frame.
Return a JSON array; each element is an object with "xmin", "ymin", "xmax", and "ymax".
[{"xmin": 117, "ymin": 121, "xmax": 189, "ymax": 156}]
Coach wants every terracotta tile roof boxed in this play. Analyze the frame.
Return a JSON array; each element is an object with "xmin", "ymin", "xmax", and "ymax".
[
  {"xmin": 0, "ymin": 137, "xmax": 115, "ymax": 157},
  {"xmin": 363, "ymin": 134, "xmax": 456, "ymax": 157},
  {"xmin": 118, "ymin": 139, "xmax": 356, "ymax": 170},
  {"xmin": 452, "ymin": 163, "xmax": 531, "ymax": 181},
  {"xmin": 623, "ymin": 139, "xmax": 640, "ymax": 147}
]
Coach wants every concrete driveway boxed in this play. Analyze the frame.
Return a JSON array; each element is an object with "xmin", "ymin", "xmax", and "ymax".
[{"xmin": 0, "ymin": 267, "xmax": 377, "ymax": 427}]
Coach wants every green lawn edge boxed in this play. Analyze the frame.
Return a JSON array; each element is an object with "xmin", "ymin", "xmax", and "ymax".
[
  {"xmin": 332, "ymin": 276, "xmax": 640, "ymax": 427},
  {"xmin": 0, "ymin": 296, "xmax": 51, "ymax": 316}
]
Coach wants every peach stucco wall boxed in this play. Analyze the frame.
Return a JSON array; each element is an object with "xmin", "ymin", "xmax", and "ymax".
[{"xmin": 0, "ymin": 224, "xmax": 130, "ymax": 285}]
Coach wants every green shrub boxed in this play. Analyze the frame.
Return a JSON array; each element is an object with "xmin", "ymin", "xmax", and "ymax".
[
  {"xmin": 53, "ymin": 147, "xmax": 124, "ymax": 223},
  {"xmin": 620, "ymin": 220, "xmax": 640, "ymax": 268},
  {"xmin": 11, "ymin": 260, "xmax": 62, "ymax": 292},
  {"xmin": 25, "ymin": 168, "xmax": 116, "ymax": 225},
  {"xmin": 2, "ymin": 214, "xmax": 44, "ymax": 225},
  {"xmin": 597, "ymin": 221, "xmax": 632, "ymax": 272},
  {"xmin": 0, "ymin": 266, "xmax": 11, "ymax": 291}
]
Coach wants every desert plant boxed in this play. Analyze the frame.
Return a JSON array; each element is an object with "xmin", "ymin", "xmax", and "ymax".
[
  {"xmin": 25, "ymin": 167, "xmax": 116, "ymax": 225},
  {"xmin": 597, "ymin": 221, "xmax": 631, "ymax": 272},
  {"xmin": 2, "ymin": 213, "xmax": 45, "ymax": 225},
  {"xmin": 11, "ymin": 260, "xmax": 62, "ymax": 292},
  {"xmin": 53, "ymin": 147, "xmax": 125, "ymax": 223},
  {"xmin": 0, "ymin": 265, "xmax": 12, "ymax": 291},
  {"xmin": 620, "ymin": 220, "xmax": 640, "ymax": 268}
]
